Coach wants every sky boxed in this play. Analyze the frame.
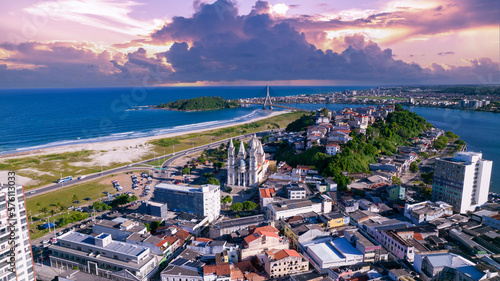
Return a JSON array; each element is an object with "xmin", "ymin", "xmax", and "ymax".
[{"xmin": 0, "ymin": 0, "xmax": 498, "ymax": 88}]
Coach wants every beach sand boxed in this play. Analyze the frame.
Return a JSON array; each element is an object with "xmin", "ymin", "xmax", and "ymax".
[{"xmin": 0, "ymin": 110, "xmax": 289, "ymax": 167}]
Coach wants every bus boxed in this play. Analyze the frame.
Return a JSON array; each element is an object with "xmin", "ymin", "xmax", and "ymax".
[{"xmin": 57, "ymin": 176, "xmax": 73, "ymax": 183}]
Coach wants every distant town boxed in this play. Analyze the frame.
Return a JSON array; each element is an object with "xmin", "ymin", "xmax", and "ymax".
[
  {"xmin": 241, "ymin": 85, "xmax": 500, "ymax": 113},
  {"xmin": 11, "ymin": 98, "xmax": 500, "ymax": 281}
]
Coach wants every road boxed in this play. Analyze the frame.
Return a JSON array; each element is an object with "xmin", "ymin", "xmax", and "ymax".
[{"xmin": 25, "ymin": 132, "xmax": 273, "ymax": 198}]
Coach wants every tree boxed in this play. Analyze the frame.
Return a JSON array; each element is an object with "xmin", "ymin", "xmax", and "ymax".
[
  {"xmin": 433, "ymin": 136, "xmax": 449, "ymax": 150},
  {"xmin": 230, "ymin": 202, "xmax": 243, "ymax": 212},
  {"xmin": 93, "ymin": 201, "xmax": 111, "ymax": 211},
  {"xmin": 221, "ymin": 196, "xmax": 233, "ymax": 208},
  {"xmin": 72, "ymin": 195, "xmax": 79, "ymax": 203},
  {"xmin": 321, "ymin": 108, "xmax": 329, "ymax": 117},
  {"xmin": 150, "ymin": 221, "xmax": 162, "ymax": 233},
  {"xmin": 206, "ymin": 178, "xmax": 220, "ymax": 185},
  {"xmin": 392, "ymin": 176, "xmax": 403, "ymax": 186},
  {"xmin": 243, "ymin": 201, "xmax": 258, "ymax": 211},
  {"xmin": 409, "ymin": 162, "xmax": 419, "ymax": 173},
  {"xmin": 49, "ymin": 209, "xmax": 56, "ymax": 217},
  {"xmin": 40, "ymin": 207, "xmax": 48, "ymax": 214},
  {"xmin": 422, "ymin": 171, "xmax": 434, "ymax": 185},
  {"xmin": 182, "ymin": 167, "xmax": 191, "ymax": 175}
]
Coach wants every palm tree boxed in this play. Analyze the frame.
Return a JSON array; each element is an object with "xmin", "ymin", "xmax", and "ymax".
[
  {"xmin": 49, "ymin": 209, "xmax": 56, "ymax": 217},
  {"xmin": 40, "ymin": 207, "xmax": 48, "ymax": 215},
  {"xmin": 72, "ymin": 195, "xmax": 78, "ymax": 203},
  {"xmin": 36, "ymin": 202, "xmax": 40, "ymax": 211}
]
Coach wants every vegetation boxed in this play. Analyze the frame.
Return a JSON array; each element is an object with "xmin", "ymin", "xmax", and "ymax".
[
  {"xmin": 409, "ymin": 162, "xmax": 419, "ymax": 173},
  {"xmin": 110, "ymin": 194, "xmax": 138, "ymax": 208},
  {"xmin": 242, "ymin": 201, "xmax": 258, "ymax": 211},
  {"xmin": 221, "ymin": 195, "xmax": 233, "ymax": 207},
  {"xmin": 182, "ymin": 167, "xmax": 191, "ymax": 175},
  {"xmin": 392, "ymin": 176, "xmax": 403, "ymax": 185},
  {"xmin": 433, "ymin": 136, "xmax": 449, "ymax": 150},
  {"xmin": 276, "ymin": 107, "xmax": 432, "ymax": 191},
  {"xmin": 286, "ymin": 113, "xmax": 315, "ymax": 132},
  {"xmin": 157, "ymin": 96, "xmax": 239, "ymax": 111},
  {"xmin": 230, "ymin": 202, "xmax": 243, "ymax": 212},
  {"xmin": 421, "ymin": 171, "xmax": 434, "ymax": 185},
  {"xmin": 92, "ymin": 201, "xmax": 112, "ymax": 211}
]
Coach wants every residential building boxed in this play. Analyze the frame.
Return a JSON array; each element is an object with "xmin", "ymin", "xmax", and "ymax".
[
  {"xmin": 153, "ymin": 183, "xmax": 221, "ymax": 221},
  {"xmin": 344, "ymin": 229, "xmax": 382, "ymax": 263},
  {"xmin": 326, "ymin": 143, "xmax": 341, "ymax": 156},
  {"xmin": 227, "ymin": 135, "xmax": 269, "ymax": 187},
  {"xmin": 316, "ymin": 178, "xmax": 337, "ymax": 193},
  {"xmin": 208, "ymin": 215, "xmax": 267, "ymax": 239},
  {"xmin": 387, "ymin": 185, "xmax": 405, "ymax": 201},
  {"xmin": 240, "ymin": 226, "xmax": 289, "ymax": 259},
  {"xmin": 125, "ymin": 233, "xmax": 170, "ymax": 256},
  {"xmin": 375, "ymin": 229, "xmax": 415, "ymax": 262},
  {"xmin": 49, "ymin": 232, "xmax": 157, "ymax": 281},
  {"xmin": 319, "ymin": 212, "xmax": 348, "ymax": 228},
  {"xmin": 187, "ymin": 238, "xmax": 239, "ymax": 264},
  {"xmin": 304, "ymin": 238, "xmax": 364, "ymax": 272},
  {"xmin": 287, "ymin": 186, "xmax": 306, "ymax": 200},
  {"xmin": 267, "ymin": 196, "xmax": 332, "ymax": 221},
  {"xmin": 93, "ymin": 219, "xmax": 147, "ymax": 241},
  {"xmin": 432, "ymin": 152, "xmax": 492, "ymax": 213},
  {"xmin": 282, "ymin": 221, "xmax": 330, "ymax": 249},
  {"xmin": 259, "ymin": 188, "xmax": 276, "ymax": 209},
  {"xmin": 264, "ymin": 250, "xmax": 309, "ymax": 279},
  {"xmin": 404, "ymin": 201, "xmax": 453, "ymax": 224},
  {"xmin": 0, "ymin": 184, "xmax": 36, "ymax": 281},
  {"xmin": 161, "ymin": 249, "xmax": 205, "ymax": 281}
]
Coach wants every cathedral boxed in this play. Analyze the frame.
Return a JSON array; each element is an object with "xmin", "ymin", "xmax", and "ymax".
[{"xmin": 227, "ymin": 135, "xmax": 269, "ymax": 187}]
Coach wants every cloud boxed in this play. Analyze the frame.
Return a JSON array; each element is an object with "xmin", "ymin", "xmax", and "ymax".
[
  {"xmin": 437, "ymin": 51, "xmax": 455, "ymax": 56},
  {"xmin": 0, "ymin": 0, "xmax": 498, "ymax": 87}
]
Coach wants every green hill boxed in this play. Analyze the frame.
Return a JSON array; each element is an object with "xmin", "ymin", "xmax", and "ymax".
[{"xmin": 157, "ymin": 96, "xmax": 240, "ymax": 111}]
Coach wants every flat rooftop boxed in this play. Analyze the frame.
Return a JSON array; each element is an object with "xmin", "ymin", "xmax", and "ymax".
[
  {"xmin": 59, "ymin": 231, "xmax": 149, "ymax": 258},
  {"xmin": 212, "ymin": 215, "xmax": 266, "ymax": 229},
  {"xmin": 270, "ymin": 198, "xmax": 322, "ymax": 212},
  {"xmin": 308, "ymin": 238, "xmax": 362, "ymax": 263},
  {"xmin": 155, "ymin": 183, "xmax": 218, "ymax": 193}
]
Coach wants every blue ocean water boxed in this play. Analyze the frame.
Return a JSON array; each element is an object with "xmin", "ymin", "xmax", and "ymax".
[
  {"xmin": 0, "ymin": 87, "xmax": 498, "ymax": 191},
  {"xmin": 0, "ymin": 86, "xmax": 366, "ymax": 153}
]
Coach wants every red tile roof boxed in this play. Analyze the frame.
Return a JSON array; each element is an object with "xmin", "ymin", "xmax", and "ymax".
[
  {"xmin": 174, "ymin": 229, "xmax": 190, "ymax": 241},
  {"xmin": 196, "ymin": 237, "xmax": 213, "ymax": 243},
  {"xmin": 273, "ymin": 249, "xmax": 301, "ymax": 261},
  {"xmin": 204, "ymin": 263, "xmax": 231, "ymax": 276},
  {"xmin": 260, "ymin": 188, "xmax": 275, "ymax": 198}
]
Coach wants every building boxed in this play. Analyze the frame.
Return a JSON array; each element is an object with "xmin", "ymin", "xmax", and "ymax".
[
  {"xmin": 208, "ymin": 215, "xmax": 267, "ymax": 239},
  {"xmin": 326, "ymin": 143, "xmax": 341, "ymax": 156},
  {"xmin": 344, "ymin": 229, "xmax": 382, "ymax": 263},
  {"xmin": 316, "ymin": 178, "xmax": 337, "ymax": 193},
  {"xmin": 264, "ymin": 250, "xmax": 309, "ymax": 279},
  {"xmin": 282, "ymin": 221, "xmax": 330, "ymax": 249},
  {"xmin": 287, "ymin": 185, "xmax": 307, "ymax": 200},
  {"xmin": 304, "ymin": 238, "xmax": 364, "ymax": 272},
  {"xmin": 432, "ymin": 152, "xmax": 492, "ymax": 213},
  {"xmin": 375, "ymin": 229, "xmax": 415, "ymax": 262},
  {"xmin": 153, "ymin": 183, "xmax": 221, "ymax": 221},
  {"xmin": 267, "ymin": 196, "xmax": 332, "ymax": 221},
  {"xmin": 320, "ymin": 212, "xmax": 348, "ymax": 228},
  {"xmin": 49, "ymin": 232, "xmax": 158, "ymax": 281},
  {"xmin": 404, "ymin": 201, "xmax": 453, "ymax": 224},
  {"xmin": 144, "ymin": 201, "xmax": 168, "ymax": 218},
  {"xmin": 259, "ymin": 188, "xmax": 276, "ymax": 209},
  {"xmin": 418, "ymin": 253, "xmax": 493, "ymax": 281},
  {"xmin": 161, "ymin": 249, "xmax": 205, "ymax": 281},
  {"xmin": 240, "ymin": 226, "xmax": 289, "ymax": 259},
  {"xmin": 0, "ymin": 184, "xmax": 36, "ymax": 281},
  {"xmin": 187, "ymin": 238, "xmax": 239, "ymax": 264},
  {"xmin": 93, "ymin": 219, "xmax": 147, "ymax": 241},
  {"xmin": 387, "ymin": 185, "xmax": 405, "ymax": 201},
  {"xmin": 125, "ymin": 233, "xmax": 170, "ymax": 256},
  {"xmin": 227, "ymin": 136, "xmax": 269, "ymax": 187}
]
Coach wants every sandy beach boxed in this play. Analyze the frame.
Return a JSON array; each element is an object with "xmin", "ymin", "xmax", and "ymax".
[{"xmin": 0, "ymin": 110, "xmax": 289, "ymax": 166}]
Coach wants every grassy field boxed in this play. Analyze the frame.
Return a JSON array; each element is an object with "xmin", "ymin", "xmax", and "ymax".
[
  {"xmin": 26, "ymin": 178, "xmax": 116, "ymax": 217},
  {"xmin": 29, "ymin": 210, "xmax": 91, "ymax": 240},
  {"xmin": 149, "ymin": 111, "xmax": 304, "ymax": 153},
  {"xmin": 2, "ymin": 111, "xmax": 305, "ymax": 189},
  {"xmin": 0, "ymin": 150, "xmax": 110, "ymax": 189}
]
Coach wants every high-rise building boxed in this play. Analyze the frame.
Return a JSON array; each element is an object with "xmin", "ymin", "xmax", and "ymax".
[
  {"xmin": 0, "ymin": 184, "xmax": 36, "ymax": 281},
  {"xmin": 153, "ymin": 184, "xmax": 220, "ymax": 221},
  {"xmin": 432, "ymin": 152, "xmax": 492, "ymax": 213}
]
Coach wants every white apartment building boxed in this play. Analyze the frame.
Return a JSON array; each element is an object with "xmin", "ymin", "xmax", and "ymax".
[
  {"xmin": 154, "ymin": 184, "xmax": 221, "ymax": 221},
  {"xmin": 267, "ymin": 196, "xmax": 332, "ymax": 221},
  {"xmin": 432, "ymin": 152, "xmax": 492, "ymax": 213},
  {"xmin": 0, "ymin": 184, "xmax": 35, "ymax": 281}
]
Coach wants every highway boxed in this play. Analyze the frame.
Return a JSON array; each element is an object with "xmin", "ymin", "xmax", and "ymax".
[{"xmin": 25, "ymin": 132, "xmax": 266, "ymax": 198}]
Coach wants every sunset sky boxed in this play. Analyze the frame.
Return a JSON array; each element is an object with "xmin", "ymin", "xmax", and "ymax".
[{"xmin": 0, "ymin": 0, "xmax": 498, "ymax": 88}]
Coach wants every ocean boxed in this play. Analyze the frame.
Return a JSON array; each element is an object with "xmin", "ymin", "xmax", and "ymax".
[{"xmin": 0, "ymin": 86, "xmax": 498, "ymax": 191}]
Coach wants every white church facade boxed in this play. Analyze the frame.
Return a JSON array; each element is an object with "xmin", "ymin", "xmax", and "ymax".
[{"xmin": 227, "ymin": 135, "xmax": 269, "ymax": 187}]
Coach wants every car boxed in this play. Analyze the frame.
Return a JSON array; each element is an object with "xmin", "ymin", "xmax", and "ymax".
[
  {"xmin": 29, "ymin": 191, "xmax": 36, "ymax": 194},
  {"xmin": 42, "ymin": 240, "xmax": 50, "ymax": 245},
  {"xmin": 84, "ymin": 197, "xmax": 91, "ymax": 201},
  {"xmin": 67, "ymin": 206, "xmax": 74, "ymax": 210},
  {"xmin": 78, "ymin": 175, "xmax": 87, "ymax": 180}
]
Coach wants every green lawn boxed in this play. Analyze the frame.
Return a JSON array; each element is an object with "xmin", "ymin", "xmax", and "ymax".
[
  {"xmin": 26, "ymin": 178, "xmax": 116, "ymax": 217},
  {"xmin": 29, "ymin": 210, "xmax": 91, "ymax": 240}
]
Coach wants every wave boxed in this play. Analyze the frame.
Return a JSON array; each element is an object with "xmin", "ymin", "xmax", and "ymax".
[{"xmin": 3, "ymin": 109, "xmax": 273, "ymax": 155}]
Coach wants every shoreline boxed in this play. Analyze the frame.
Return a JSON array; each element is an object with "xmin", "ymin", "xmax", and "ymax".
[{"xmin": 0, "ymin": 110, "xmax": 290, "ymax": 160}]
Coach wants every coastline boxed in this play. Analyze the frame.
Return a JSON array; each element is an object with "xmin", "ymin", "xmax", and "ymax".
[{"xmin": 0, "ymin": 110, "xmax": 290, "ymax": 161}]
